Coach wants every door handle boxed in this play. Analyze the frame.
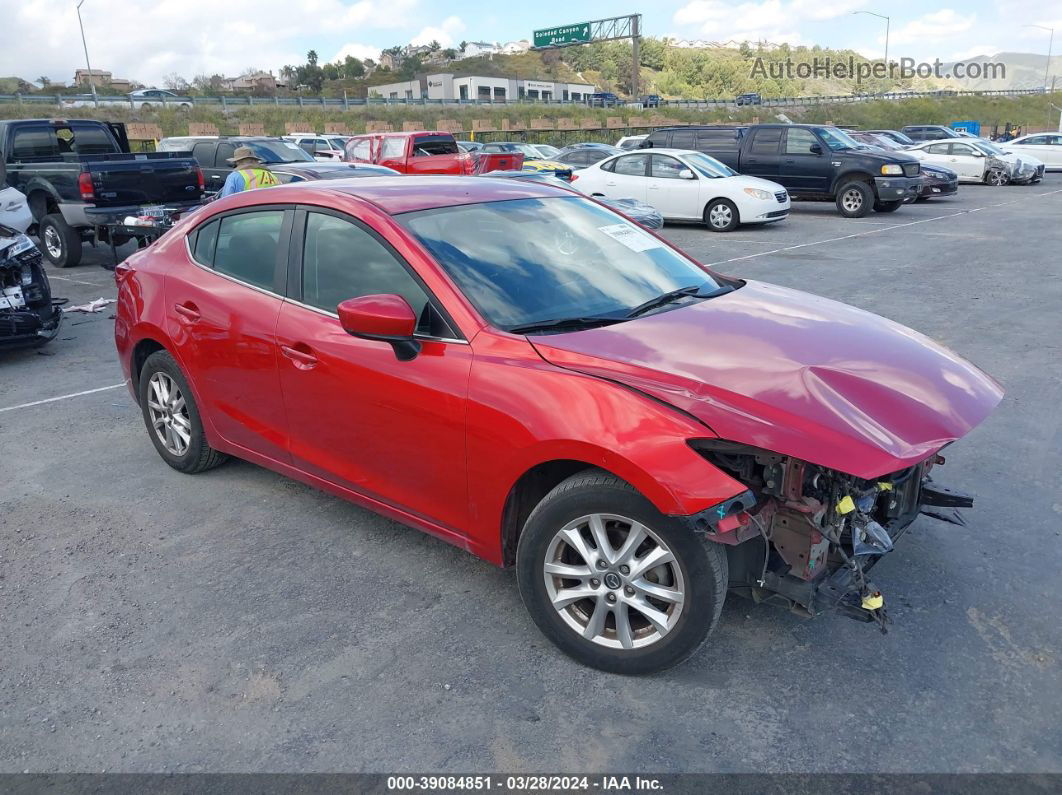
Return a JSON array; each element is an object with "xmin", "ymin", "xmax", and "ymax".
[
  {"xmin": 173, "ymin": 302, "xmax": 200, "ymax": 321},
  {"xmin": 605, "ymin": 181, "xmax": 617, "ymax": 186},
  {"xmin": 280, "ymin": 344, "xmax": 319, "ymax": 370}
]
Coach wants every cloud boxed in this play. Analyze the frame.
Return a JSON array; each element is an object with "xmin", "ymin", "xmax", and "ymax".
[
  {"xmin": 672, "ymin": 0, "xmax": 866, "ymax": 45},
  {"xmin": 410, "ymin": 16, "xmax": 466, "ymax": 48},
  {"xmin": 9, "ymin": 0, "xmax": 421, "ymax": 85},
  {"xmin": 889, "ymin": 10, "xmax": 976, "ymax": 46},
  {"xmin": 333, "ymin": 43, "xmax": 382, "ymax": 63}
]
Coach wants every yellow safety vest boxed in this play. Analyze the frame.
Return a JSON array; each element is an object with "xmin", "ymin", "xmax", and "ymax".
[{"xmin": 240, "ymin": 167, "xmax": 278, "ymax": 190}]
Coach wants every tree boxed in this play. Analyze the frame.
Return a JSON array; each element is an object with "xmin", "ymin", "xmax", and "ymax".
[
  {"xmin": 429, "ymin": 39, "xmax": 440, "ymax": 52},
  {"xmin": 307, "ymin": 50, "xmax": 319, "ymax": 67},
  {"xmin": 342, "ymin": 55, "xmax": 365, "ymax": 79},
  {"xmin": 441, "ymin": 48, "xmax": 456, "ymax": 60},
  {"xmin": 37, "ymin": 76, "xmax": 51, "ymax": 89},
  {"xmin": 162, "ymin": 72, "xmax": 189, "ymax": 91}
]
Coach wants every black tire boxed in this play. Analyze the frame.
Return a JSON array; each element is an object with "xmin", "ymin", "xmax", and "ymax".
[
  {"xmin": 138, "ymin": 350, "xmax": 227, "ymax": 474},
  {"xmin": 873, "ymin": 199, "xmax": 904, "ymax": 213},
  {"xmin": 39, "ymin": 214, "xmax": 83, "ymax": 268},
  {"xmin": 704, "ymin": 198, "xmax": 740, "ymax": 232},
  {"xmin": 516, "ymin": 470, "xmax": 728, "ymax": 674},
  {"xmin": 835, "ymin": 181, "xmax": 873, "ymax": 218}
]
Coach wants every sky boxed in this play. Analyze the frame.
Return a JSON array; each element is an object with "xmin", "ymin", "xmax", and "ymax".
[{"xmin": 6, "ymin": 0, "xmax": 1060, "ymax": 87}]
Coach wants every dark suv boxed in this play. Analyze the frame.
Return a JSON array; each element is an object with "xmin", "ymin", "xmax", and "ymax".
[
  {"xmin": 901, "ymin": 125, "xmax": 960, "ymax": 142},
  {"xmin": 736, "ymin": 93, "xmax": 762, "ymax": 106},
  {"xmin": 157, "ymin": 136, "xmax": 315, "ymax": 193}
]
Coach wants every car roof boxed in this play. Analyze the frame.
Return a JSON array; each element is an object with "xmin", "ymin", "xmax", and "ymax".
[{"xmin": 269, "ymin": 175, "xmax": 570, "ymax": 214}]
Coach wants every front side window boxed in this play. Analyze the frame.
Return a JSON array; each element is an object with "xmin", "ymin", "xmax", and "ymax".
[
  {"xmin": 785, "ymin": 129, "xmax": 820, "ymax": 155},
  {"xmin": 951, "ymin": 144, "xmax": 976, "ymax": 156},
  {"xmin": 212, "ymin": 211, "xmax": 284, "ymax": 291},
  {"xmin": 650, "ymin": 155, "xmax": 689, "ymax": 179},
  {"xmin": 614, "ymin": 154, "xmax": 648, "ymax": 176},
  {"xmin": 399, "ymin": 196, "xmax": 723, "ymax": 331},
  {"xmin": 301, "ymin": 212, "xmax": 431, "ymax": 327}
]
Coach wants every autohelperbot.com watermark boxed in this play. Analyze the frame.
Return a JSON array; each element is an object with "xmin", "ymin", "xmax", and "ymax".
[{"xmin": 750, "ymin": 57, "xmax": 1006, "ymax": 83}]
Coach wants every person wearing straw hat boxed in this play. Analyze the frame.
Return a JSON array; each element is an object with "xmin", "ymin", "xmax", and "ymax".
[{"xmin": 218, "ymin": 145, "xmax": 279, "ymax": 198}]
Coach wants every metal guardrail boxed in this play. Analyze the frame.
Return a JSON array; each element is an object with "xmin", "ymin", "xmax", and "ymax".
[{"xmin": 0, "ymin": 87, "xmax": 1049, "ymax": 111}]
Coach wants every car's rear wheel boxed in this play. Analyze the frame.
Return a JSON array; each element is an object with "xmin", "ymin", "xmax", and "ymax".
[
  {"xmin": 873, "ymin": 199, "xmax": 904, "ymax": 213},
  {"xmin": 704, "ymin": 199, "xmax": 739, "ymax": 232},
  {"xmin": 39, "ymin": 214, "xmax": 83, "ymax": 268},
  {"xmin": 836, "ymin": 181, "xmax": 872, "ymax": 217},
  {"xmin": 517, "ymin": 470, "xmax": 728, "ymax": 674},
  {"xmin": 138, "ymin": 350, "xmax": 227, "ymax": 474}
]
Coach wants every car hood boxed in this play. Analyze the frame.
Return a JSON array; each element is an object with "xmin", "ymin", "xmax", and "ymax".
[
  {"xmin": 531, "ymin": 281, "xmax": 1003, "ymax": 479},
  {"xmin": 726, "ymin": 175, "xmax": 785, "ymax": 193}
]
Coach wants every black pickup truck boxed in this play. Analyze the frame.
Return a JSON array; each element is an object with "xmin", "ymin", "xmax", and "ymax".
[
  {"xmin": 0, "ymin": 119, "xmax": 204, "ymax": 266},
  {"xmin": 640, "ymin": 124, "xmax": 922, "ymax": 217}
]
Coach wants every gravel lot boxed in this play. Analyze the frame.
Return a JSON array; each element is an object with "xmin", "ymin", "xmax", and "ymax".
[{"xmin": 1, "ymin": 177, "xmax": 1060, "ymax": 774}]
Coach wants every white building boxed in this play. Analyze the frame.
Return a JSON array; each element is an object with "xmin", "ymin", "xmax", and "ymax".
[
  {"xmin": 369, "ymin": 73, "xmax": 596, "ymax": 102},
  {"xmin": 500, "ymin": 40, "xmax": 531, "ymax": 55},
  {"xmin": 461, "ymin": 42, "xmax": 499, "ymax": 58}
]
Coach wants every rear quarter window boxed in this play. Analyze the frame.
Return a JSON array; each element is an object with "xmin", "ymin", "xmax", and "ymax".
[{"xmin": 191, "ymin": 220, "xmax": 219, "ymax": 265}]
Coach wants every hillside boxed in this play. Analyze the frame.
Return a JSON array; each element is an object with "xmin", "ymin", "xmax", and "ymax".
[{"xmin": 942, "ymin": 52, "xmax": 1060, "ymax": 91}]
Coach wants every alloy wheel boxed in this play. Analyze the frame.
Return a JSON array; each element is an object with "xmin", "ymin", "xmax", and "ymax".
[
  {"xmin": 709, "ymin": 204, "xmax": 733, "ymax": 229},
  {"xmin": 542, "ymin": 513, "xmax": 685, "ymax": 650},
  {"xmin": 43, "ymin": 226, "xmax": 62, "ymax": 260},
  {"xmin": 147, "ymin": 372, "xmax": 191, "ymax": 456},
  {"xmin": 842, "ymin": 188, "xmax": 864, "ymax": 212}
]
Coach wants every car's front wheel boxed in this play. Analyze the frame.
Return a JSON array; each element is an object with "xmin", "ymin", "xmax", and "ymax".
[
  {"xmin": 704, "ymin": 198, "xmax": 739, "ymax": 232},
  {"xmin": 138, "ymin": 350, "xmax": 227, "ymax": 474},
  {"xmin": 835, "ymin": 181, "xmax": 873, "ymax": 217},
  {"xmin": 517, "ymin": 471, "xmax": 728, "ymax": 674}
]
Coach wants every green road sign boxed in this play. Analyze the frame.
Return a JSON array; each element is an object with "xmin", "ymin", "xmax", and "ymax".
[{"xmin": 533, "ymin": 22, "xmax": 591, "ymax": 48}]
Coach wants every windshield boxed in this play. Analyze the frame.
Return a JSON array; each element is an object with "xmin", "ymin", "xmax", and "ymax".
[
  {"xmin": 399, "ymin": 196, "xmax": 722, "ymax": 331},
  {"xmin": 534, "ymin": 145, "xmax": 561, "ymax": 158},
  {"xmin": 684, "ymin": 152, "xmax": 736, "ymax": 178},
  {"xmin": 249, "ymin": 141, "xmax": 315, "ymax": 163},
  {"xmin": 814, "ymin": 127, "xmax": 860, "ymax": 151}
]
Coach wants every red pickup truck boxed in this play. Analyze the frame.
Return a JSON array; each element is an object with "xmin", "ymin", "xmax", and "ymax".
[{"xmin": 344, "ymin": 131, "xmax": 475, "ymax": 174}]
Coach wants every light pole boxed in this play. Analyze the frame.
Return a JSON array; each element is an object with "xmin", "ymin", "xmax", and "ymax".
[
  {"xmin": 1024, "ymin": 25, "xmax": 1054, "ymax": 92},
  {"xmin": 854, "ymin": 10, "xmax": 891, "ymax": 72},
  {"xmin": 75, "ymin": 0, "xmax": 98, "ymax": 108}
]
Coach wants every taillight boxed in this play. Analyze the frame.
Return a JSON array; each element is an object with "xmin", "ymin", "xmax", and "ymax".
[
  {"xmin": 569, "ymin": 173, "xmax": 579, "ymax": 182},
  {"xmin": 78, "ymin": 172, "xmax": 95, "ymax": 200},
  {"xmin": 196, "ymin": 166, "xmax": 205, "ymax": 193}
]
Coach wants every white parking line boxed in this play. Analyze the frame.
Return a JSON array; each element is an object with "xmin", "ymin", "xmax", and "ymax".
[
  {"xmin": 0, "ymin": 383, "xmax": 126, "ymax": 414},
  {"xmin": 49, "ymin": 274, "xmax": 112, "ymax": 287}
]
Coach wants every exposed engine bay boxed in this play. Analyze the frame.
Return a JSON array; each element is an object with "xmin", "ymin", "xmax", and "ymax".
[
  {"xmin": 688, "ymin": 439, "xmax": 974, "ymax": 631},
  {"xmin": 0, "ymin": 223, "xmax": 63, "ymax": 348}
]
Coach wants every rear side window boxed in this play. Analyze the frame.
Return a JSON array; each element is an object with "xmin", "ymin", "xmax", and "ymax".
[
  {"xmin": 670, "ymin": 130, "xmax": 695, "ymax": 149},
  {"xmin": 381, "ymin": 137, "xmax": 406, "ymax": 159},
  {"xmin": 191, "ymin": 220, "xmax": 219, "ymax": 265},
  {"xmin": 191, "ymin": 142, "xmax": 215, "ymax": 166},
  {"xmin": 749, "ymin": 128, "xmax": 783, "ymax": 155},
  {"xmin": 348, "ymin": 139, "xmax": 373, "ymax": 161},
  {"xmin": 412, "ymin": 135, "xmax": 459, "ymax": 156},
  {"xmin": 68, "ymin": 123, "xmax": 118, "ymax": 154},
  {"xmin": 212, "ymin": 211, "xmax": 284, "ymax": 291},
  {"xmin": 695, "ymin": 130, "xmax": 737, "ymax": 152},
  {"xmin": 614, "ymin": 154, "xmax": 648, "ymax": 176},
  {"xmin": 10, "ymin": 126, "xmax": 60, "ymax": 159},
  {"xmin": 215, "ymin": 143, "xmax": 235, "ymax": 168}
]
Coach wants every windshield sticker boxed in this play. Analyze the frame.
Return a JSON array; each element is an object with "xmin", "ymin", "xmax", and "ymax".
[{"xmin": 597, "ymin": 223, "xmax": 662, "ymax": 252}]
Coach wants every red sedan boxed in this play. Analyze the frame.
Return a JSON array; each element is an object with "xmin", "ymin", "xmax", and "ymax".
[{"xmin": 114, "ymin": 177, "xmax": 1002, "ymax": 673}]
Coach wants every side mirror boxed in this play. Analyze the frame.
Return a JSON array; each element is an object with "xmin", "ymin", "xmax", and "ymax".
[
  {"xmin": 679, "ymin": 168, "xmax": 696, "ymax": 180},
  {"xmin": 809, "ymin": 143, "xmax": 823, "ymax": 155},
  {"xmin": 337, "ymin": 294, "xmax": 421, "ymax": 361}
]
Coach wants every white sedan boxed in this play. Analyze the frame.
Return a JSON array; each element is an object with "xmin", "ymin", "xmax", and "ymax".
[
  {"xmin": 906, "ymin": 139, "xmax": 1044, "ymax": 185},
  {"xmin": 573, "ymin": 148, "xmax": 790, "ymax": 232},
  {"xmin": 1001, "ymin": 133, "xmax": 1062, "ymax": 170}
]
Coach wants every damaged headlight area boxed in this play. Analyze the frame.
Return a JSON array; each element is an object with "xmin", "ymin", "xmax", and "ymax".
[
  {"xmin": 685, "ymin": 439, "xmax": 974, "ymax": 632},
  {"xmin": 0, "ymin": 224, "xmax": 63, "ymax": 349}
]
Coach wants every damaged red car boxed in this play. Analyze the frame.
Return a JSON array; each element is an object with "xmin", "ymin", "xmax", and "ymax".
[{"xmin": 114, "ymin": 177, "xmax": 1003, "ymax": 674}]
